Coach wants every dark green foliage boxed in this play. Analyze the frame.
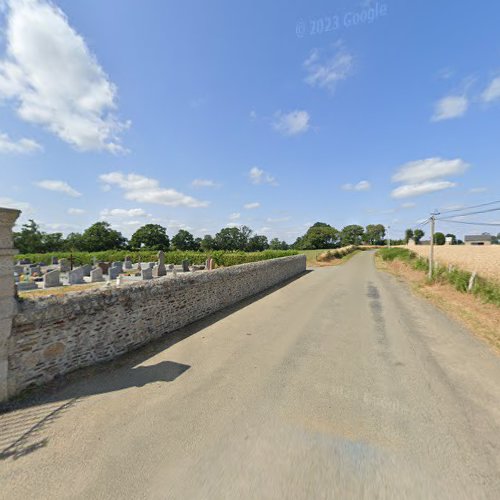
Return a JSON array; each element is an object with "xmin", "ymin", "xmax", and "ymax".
[
  {"xmin": 433, "ymin": 232, "xmax": 446, "ymax": 245},
  {"xmin": 171, "ymin": 229, "xmax": 198, "ymax": 251},
  {"xmin": 293, "ymin": 222, "xmax": 339, "ymax": 249},
  {"xmin": 340, "ymin": 225, "xmax": 364, "ymax": 246},
  {"xmin": 413, "ymin": 229, "xmax": 425, "ymax": 243},
  {"xmin": 269, "ymin": 238, "xmax": 289, "ymax": 250},
  {"xmin": 364, "ymin": 224, "xmax": 386, "ymax": 245},
  {"xmin": 15, "ymin": 249, "xmax": 298, "ymax": 268},
  {"xmin": 246, "ymin": 235, "xmax": 269, "ymax": 252},
  {"xmin": 404, "ymin": 229, "xmax": 414, "ymax": 244},
  {"xmin": 130, "ymin": 224, "xmax": 170, "ymax": 250},
  {"xmin": 80, "ymin": 222, "xmax": 127, "ymax": 252}
]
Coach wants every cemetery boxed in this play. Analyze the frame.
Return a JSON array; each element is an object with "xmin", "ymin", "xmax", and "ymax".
[
  {"xmin": 0, "ymin": 207, "xmax": 306, "ymax": 402},
  {"xmin": 13, "ymin": 251, "xmax": 214, "ymax": 295}
]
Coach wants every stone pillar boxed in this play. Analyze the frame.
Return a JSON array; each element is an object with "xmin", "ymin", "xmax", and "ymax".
[{"xmin": 0, "ymin": 207, "xmax": 20, "ymax": 402}]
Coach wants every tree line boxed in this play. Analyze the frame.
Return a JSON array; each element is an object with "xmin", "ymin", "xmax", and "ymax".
[{"xmin": 14, "ymin": 219, "xmax": 406, "ymax": 255}]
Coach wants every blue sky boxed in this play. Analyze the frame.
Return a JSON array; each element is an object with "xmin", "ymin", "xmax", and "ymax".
[{"xmin": 0, "ymin": 0, "xmax": 499, "ymax": 242}]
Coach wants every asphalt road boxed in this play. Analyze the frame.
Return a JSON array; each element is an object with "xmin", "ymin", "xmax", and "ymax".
[{"xmin": 1, "ymin": 251, "xmax": 499, "ymax": 499}]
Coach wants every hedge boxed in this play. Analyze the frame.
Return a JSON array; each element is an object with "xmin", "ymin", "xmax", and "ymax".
[{"xmin": 15, "ymin": 249, "xmax": 299, "ymax": 268}]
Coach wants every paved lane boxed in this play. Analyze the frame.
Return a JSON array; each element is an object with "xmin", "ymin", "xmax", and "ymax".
[{"xmin": 1, "ymin": 251, "xmax": 499, "ymax": 499}]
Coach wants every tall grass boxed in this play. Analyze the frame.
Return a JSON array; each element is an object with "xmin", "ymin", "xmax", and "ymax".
[{"xmin": 377, "ymin": 248, "xmax": 500, "ymax": 307}]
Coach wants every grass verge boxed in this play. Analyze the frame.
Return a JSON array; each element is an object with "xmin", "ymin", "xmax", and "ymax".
[{"xmin": 376, "ymin": 248, "xmax": 500, "ymax": 353}]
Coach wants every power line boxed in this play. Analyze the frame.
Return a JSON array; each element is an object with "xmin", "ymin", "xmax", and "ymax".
[
  {"xmin": 438, "ymin": 219, "xmax": 500, "ymax": 227},
  {"xmin": 439, "ymin": 200, "xmax": 500, "ymax": 215},
  {"xmin": 437, "ymin": 207, "xmax": 500, "ymax": 220}
]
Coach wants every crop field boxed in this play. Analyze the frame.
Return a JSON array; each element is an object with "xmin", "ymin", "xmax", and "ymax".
[{"xmin": 409, "ymin": 245, "xmax": 500, "ymax": 282}]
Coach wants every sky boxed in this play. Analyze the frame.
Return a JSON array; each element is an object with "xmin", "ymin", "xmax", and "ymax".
[{"xmin": 0, "ymin": 0, "xmax": 499, "ymax": 242}]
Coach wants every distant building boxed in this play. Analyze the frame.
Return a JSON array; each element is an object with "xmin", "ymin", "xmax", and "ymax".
[
  {"xmin": 464, "ymin": 234, "xmax": 493, "ymax": 245},
  {"xmin": 445, "ymin": 236, "xmax": 454, "ymax": 245}
]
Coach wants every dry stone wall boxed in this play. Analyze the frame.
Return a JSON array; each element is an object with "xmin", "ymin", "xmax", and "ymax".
[{"xmin": 8, "ymin": 255, "xmax": 306, "ymax": 397}]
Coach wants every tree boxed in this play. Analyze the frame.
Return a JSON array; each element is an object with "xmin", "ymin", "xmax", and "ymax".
[
  {"xmin": 246, "ymin": 235, "xmax": 269, "ymax": 252},
  {"xmin": 340, "ymin": 225, "xmax": 365, "ymax": 246},
  {"xmin": 130, "ymin": 224, "xmax": 169, "ymax": 250},
  {"xmin": 171, "ymin": 229, "xmax": 197, "ymax": 251},
  {"xmin": 404, "ymin": 229, "xmax": 414, "ymax": 244},
  {"xmin": 214, "ymin": 226, "xmax": 249, "ymax": 251},
  {"xmin": 294, "ymin": 223, "xmax": 339, "ymax": 250},
  {"xmin": 64, "ymin": 232, "xmax": 84, "ymax": 251},
  {"xmin": 433, "ymin": 232, "xmax": 446, "ymax": 245},
  {"xmin": 200, "ymin": 234, "xmax": 215, "ymax": 252},
  {"xmin": 80, "ymin": 222, "xmax": 127, "ymax": 252},
  {"xmin": 413, "ymin": 229, "xmax": 425, "ymax": 244},
  {"xmin": 269, "ymin": 238, "xmax": 289, "ymax": 250},
  {"xmin": 13, "ymin": 219, "xmax": 45, "ymax": 253},
  {"xmin": 364, "ymin": 224, "xmax": 386, "ymax": 245},
  {"xmin": 42, "ymin": 232, "xmax": 65, "ymax": 252}
]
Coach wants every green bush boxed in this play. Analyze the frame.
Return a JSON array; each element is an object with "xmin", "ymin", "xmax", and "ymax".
[{"xmin": 15, "ymin": 249, "xmax": 298, "ymax": 268}]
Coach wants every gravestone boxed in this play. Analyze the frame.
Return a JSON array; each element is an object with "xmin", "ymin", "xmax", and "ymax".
[
  {"xmin": 13, "ymin": 265, "xmax": 23, "ymax": 275},
  {"xmin": 16, "ymin": 282, "xmax": 38, "ymax": 292},
  {"xmin": 182, "ymin": 259, "xmax": 190, "ymax": 272},
  {"xmin": 140, "ymin": 262, "xmax": 154, "ymax": 270},
  {"xmin": 97, "ymin": 262, "xmax": 110, "ymax": 275},
  {"xmin": 50, "ymin": 256, "xmax": 58, "ymax": 265},
  {"xmin": 156, "ymin": 251, "xmax": 166, "ymax": 277},
  {"xmin": 141, "ymin": 268, "xmax": 153, "ymax": 280},
  {"xmin": 109, "ymin": 266, "xmax": 120, "ymax": 280},
  {"xmin": 59, "ymin": 258, "xmax": 71, "ymax": 272},
  {"xmin": 18, "ymin": 258, "xmax": 31, "ymax": 265},
  {"xmin": 205, "ymin": 258, "xmax": 214, "ymax": 271},
  {"xmin": 81, "ymin": 264, "xmax": 92, "ymax": 277},
  {"xmin": 68, "ymin": 267, "xmax": 84, "ymax": 285},
  {"xmin": 111, "ymin": 261, "xmax": 123, "ymax": 273},
  {"xmin": 43, "ymin": 269, "xmax": 61, "ymax": 288},
  {"xmin": 124, "ymin": 256, "xmax": 132, "ymax": 269},
  {"xmin": 90, "ymin": 267, "xmax": 104, "ymax": 282}
]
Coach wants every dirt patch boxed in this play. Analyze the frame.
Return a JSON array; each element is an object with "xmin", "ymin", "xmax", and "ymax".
[{"xmin": 377, "ymin": 256, "xmax": 500, "ymax": 354}]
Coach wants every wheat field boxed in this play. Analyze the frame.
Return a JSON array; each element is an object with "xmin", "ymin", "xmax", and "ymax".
[{"xmin": 409, "ymin": 245, "xmax": 500, "ymax": 282}]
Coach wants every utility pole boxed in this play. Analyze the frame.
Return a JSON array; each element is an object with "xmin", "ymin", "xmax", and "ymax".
[
  {"xmin": 387, "ymin": 225, "xmax": 391, "ymax": 249},
  {"xmin": 429, "ymin": 211, "xmax": 439, "ymax": 279}
]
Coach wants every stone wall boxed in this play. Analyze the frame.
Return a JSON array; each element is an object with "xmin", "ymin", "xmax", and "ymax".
[
  {"xmin": 0, "ymin": 208, "xmax": 20, "ymax": 402},
  {"xmin": 7, "ymin": 255, "xmax": 306, "ymax": 397}
]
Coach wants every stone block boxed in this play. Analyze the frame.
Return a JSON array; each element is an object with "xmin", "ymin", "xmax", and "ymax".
[
  {"xmin": 43, "ymin": 269, "xmax": 61, "ymax": 288},
  {"xmin": 141, "ymin": 268, "xmax": 153, "ymax": 280},
  {"xmin": 111, "ymin": 261, "xmax": 123, "ymax": 273},
  {"xmin": 90, "ymin": 267, "xmax": 104, "ymax": 282},
  {"xmin": 68, "ymin": 267, "xmax": 84, "ymax": 285},
  {"xmin": 16, "ymin": 282, "xmax": 38, "ymax": 291},
  {"xmin": 109, "ymin": 266, "xmax": 120, "ymax": 280},
  {"xmin": 81, "ymin": 264, "xmax": 92, "ymax": 277}
]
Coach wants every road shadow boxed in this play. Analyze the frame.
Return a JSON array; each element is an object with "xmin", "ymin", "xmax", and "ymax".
[{"xmin": 0, "ymin": 270, "xmax": 311, "ymax": 459}]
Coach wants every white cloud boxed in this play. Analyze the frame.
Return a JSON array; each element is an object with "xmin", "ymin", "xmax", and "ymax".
[
  {"xmin": 469, "ymin": 187, "xmax": 487, "ymax": 193},
  {"xmin": 391, "ymin": 181, "xmax": 456, "ymax": 199},
  {"xmin": 432, "ymin": 95, "xmax": 468, "ymax": 121},
  {"xmin": 191, "ymin": 178, "xmax": 219, "ymax": 188},
  {"xmin": 304, "ymin": 44, "xmax": 354, "ymax": 93},
  {"xmin": 401, "ymin": 202, "xmax": 416, "ymax": 209},
  {"xmin": 0, "ymin": 0, "xmax": 128, "ymax": 153},
  {"xmin": 248, "ymin": 166, "xmax": 277, "ymax": 185},
  {"xmin": 481, "ymin": 77, "xmax": 500, "ymax": 103},
  {"xmin": 36, "ymin": 179, "xmax": 81, "ymax": 197},
  {"xmin": 0, "ymin": 131, "xmax": 42, "ymax": 154},
  {"xmin": 342, "ymin": 180, "xmax": 371, "ymax": 191},
  {"xmin": 0, "ymin": 196, "xmax": 31, "ymax": 212},
  {"xmin": 392, "ymin": 157, "xmax": 469, "ymax": 184},
  {"xmin": 273, "ymin": 110, "xmax": 310, "ymax": 136},
  {"xmin": 99, "ymin": 172, "xmax": 209, "ymax": 208},
  {"xmin": 266, "ymin": 216, "xmax": 291, "ymax": 223},
  {"xmin": 229, "ymin": 212, "xmax": 240, "ymax": 221},
  {"xmin": 391, "ymin": 157, "xmax": 468, "ymax": 199},
  {"xmin": 67, "ymin": 208, "xmax": 85, "ymax": 215},
  {"xmin": 100, "ymin": 208, "xmax": 149, "ymax": 218},
  {"xmin": 225, "ymin": 222, "xmax": 239, "ymax": 228},
  {"xmin": 244, "ymin": 202, "xmax": 260, "ymax": 209}
]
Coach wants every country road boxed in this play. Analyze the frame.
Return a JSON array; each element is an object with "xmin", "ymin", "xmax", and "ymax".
[{"xmin": 1, "ymin": 251, "xmax": 499, "ymax": 499}]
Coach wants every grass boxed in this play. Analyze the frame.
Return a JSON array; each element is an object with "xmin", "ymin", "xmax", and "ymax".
[
  {"xmin": 376, "ymin": 250, "xmax": 500, "ymax": 353},
  {"xmin": 377, "ymin": 248, "xmax": 500, "ymax": 307}
]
